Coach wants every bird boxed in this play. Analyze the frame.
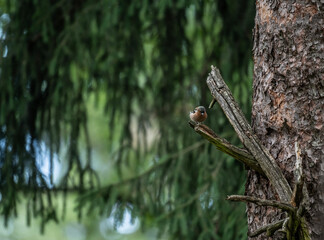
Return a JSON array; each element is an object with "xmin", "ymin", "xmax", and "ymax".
[{"xmin": 189, "ymin": 106, "xmax": 207, "ymax": 124}]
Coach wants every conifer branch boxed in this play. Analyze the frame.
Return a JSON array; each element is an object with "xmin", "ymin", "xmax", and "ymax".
[
  {"xmin": 158, "ymin": 183, "xmax": 210, "ymax": 219},
  {"xmin": 206, "ymin": 65, "xmax": 292, "ymax": 202},
  {"xmin": 108, "ymin": 141, "xmax": 206, "ymax": 188},
  {"xmin": 188, "ymin": 121, "xmax": 265, "ymax": 176},
  {"xmin": 79, "ymin": 141, "xmax": 206, "ymax": 196}
]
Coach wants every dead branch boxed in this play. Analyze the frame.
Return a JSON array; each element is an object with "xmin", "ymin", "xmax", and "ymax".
[
  {"xmin": 226, "ymin": 195, "xmax": 295, "ymax": 213},
  {"xmin": 206, "ymin": 66, "xmax": 292, "ymax": 202},
  {"xmin": 189, "ymin": 65, "xmax": 310, "ymax": 239},
  {"xmin": 291, "ymin": 142, "xmax": 304, "ymax": 207},
  {"xmin": 188, "ymin": 121, "xmax": 265, "ymax": 175},
  {"xmin": 248, "ymin": 218, "xmax": 286, "ymax": 237}
]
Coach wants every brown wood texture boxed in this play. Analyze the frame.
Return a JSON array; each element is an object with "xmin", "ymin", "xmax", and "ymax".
[
  {"xmin": 248, "ymin": 1, "xmax": 324, "ymax": 239},
  {"xmin": 188, "ymin": 121, "xmax": 265, "ymax": 175},
  {"xmin": 207, "ymin": 67, "xmax": 292, "ymax": 202}
]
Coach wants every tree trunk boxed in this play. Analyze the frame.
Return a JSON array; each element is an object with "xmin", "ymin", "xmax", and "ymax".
[{"xmin": 247, "ymin": 1, "xmax": 324, "ymax": 239}]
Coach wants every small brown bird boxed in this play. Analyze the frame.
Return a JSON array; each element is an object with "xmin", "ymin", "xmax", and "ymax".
[{"xmin": 189, "ymin": 106, "xmax": 207, "ymax": 124}]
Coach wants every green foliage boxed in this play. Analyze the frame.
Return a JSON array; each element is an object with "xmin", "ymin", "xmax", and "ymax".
[{"xmin": 0, "ymin": 0, "xmax": 254, "ymax": 239}]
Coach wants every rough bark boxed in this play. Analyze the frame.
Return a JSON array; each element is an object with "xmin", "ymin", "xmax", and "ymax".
[{"xmin": 247, "ymin": 1, "xmax": 324, "ymax": 239}]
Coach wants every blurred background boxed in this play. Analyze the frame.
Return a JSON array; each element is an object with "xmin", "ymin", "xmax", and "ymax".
[{"xmin": 0, "ymin": 0, "xmax": 255, "ymax": 239}]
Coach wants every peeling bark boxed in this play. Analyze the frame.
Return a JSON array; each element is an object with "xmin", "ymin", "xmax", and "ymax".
[{"xmin": 247, "ymin": 1, "xmax": 324, "ymax": 239}]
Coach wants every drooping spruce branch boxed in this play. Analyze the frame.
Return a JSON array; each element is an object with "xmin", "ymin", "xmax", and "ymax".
[
  {"xmin": 77, "ymin": 141, "xmax": 206, "ymax": 199},
  {"xmin": 188, "ymin": 121, "xmax": 265, "ymax": 176}
]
